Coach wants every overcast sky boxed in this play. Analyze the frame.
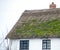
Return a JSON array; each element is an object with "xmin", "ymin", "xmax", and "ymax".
[{"xmin": 0, "ymin": 0, "xmax": 60, "ymax": 39}]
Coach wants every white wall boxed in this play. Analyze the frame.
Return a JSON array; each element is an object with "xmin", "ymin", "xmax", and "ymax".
[
  {"xmin": 8, "ymin": 38, "xmax": 60, "ymax": 50},
  {"xmin": 51, "ymin": 38, "xmax": 60, "ymax": 50},
  {"xmin": 9, "ymin": 39, "xmax": 20, "ymax": 50},
  {"xmin": 29, "ymin": 39, "xmax": 42, "ymax": 50}
]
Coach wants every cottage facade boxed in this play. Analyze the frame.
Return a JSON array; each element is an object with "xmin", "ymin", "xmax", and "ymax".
[
  {"xmin": 7, "ymin": 38, "xmax": 60, "ymax": 50},
  {"xmin": 6, "ymin": 6, "xmax": 60, "ymax": 50}
]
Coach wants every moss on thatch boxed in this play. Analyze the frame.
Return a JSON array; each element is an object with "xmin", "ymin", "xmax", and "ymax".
[{"xmin": 16, "ymin": 19, "xmax": 60, "ymax": 38}]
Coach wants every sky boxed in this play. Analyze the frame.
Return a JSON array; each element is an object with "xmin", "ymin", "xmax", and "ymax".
[{"xmin": 0, "ymin": 0, "xmax": 60, "ymax": 41}]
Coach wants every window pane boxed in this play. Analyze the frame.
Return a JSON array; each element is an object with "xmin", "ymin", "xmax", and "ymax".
[
  {"xmin": 20, "ymin": 40, "xmax": 29, "ymax": 50},
  {"xmin": 47, "ymin": 44, "xmax": 50, "ymax": 49},
  {"xmin": 42, "ymin": 44, "xmax": 46, "ymax": 49}
]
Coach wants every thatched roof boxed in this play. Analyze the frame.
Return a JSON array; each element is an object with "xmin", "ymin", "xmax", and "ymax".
[{"xmin": 6, "ymin": 8, "xmax": 60, "ymax": 39}]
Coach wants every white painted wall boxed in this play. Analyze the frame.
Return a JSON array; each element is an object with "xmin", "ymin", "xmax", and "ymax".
[
  {"xmin": 51, "ymin": 38, "xmax": 60, "ymax": 50},
  {"xmin": 10, "ymin": 40, "xmax": 19, "ymax": 50},
  {"xmin": 8, "ymin": 39, "xmax": 20, "ymax": 50},
  {"xmin": 29, "ymin": 39, "xmax": 42, "ymax": 50},
  {"xmin": 8, "ymin": 38, "xmax": 60, "ymax": 50}
]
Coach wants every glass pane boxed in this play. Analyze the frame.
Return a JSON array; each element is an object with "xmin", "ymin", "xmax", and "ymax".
[
  {"xmin": 47, "ymin": 44, "xmax": 50, "ymax": 49},
  {"xmin": 42, "ymin": 44, "xmax": 46, "ymax": 49}
]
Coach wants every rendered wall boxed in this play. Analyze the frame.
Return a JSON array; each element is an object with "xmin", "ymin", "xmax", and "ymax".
[
  {"xmin": 9, "ymin": 39, "xmax": 20, "ymax": 50},
  {"xmin": 29, "ymin": 39, "xmax": 42, "ymax": 50},
  {"xmin": 9, "ymin": 38, "xmax": 60, "ymax": 50},
  {"xmin": 51, "ymin": 38, "xmax": 60, "ymax": 50}
]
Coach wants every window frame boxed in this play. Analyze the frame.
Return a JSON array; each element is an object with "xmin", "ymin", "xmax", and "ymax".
[
  {"xmin": 42, "ymin": 39, "xmax": 51, "ymax": 50},
  {"xmin": 20, "ymin": 40, "xmax": 29, "ymax": 50}
]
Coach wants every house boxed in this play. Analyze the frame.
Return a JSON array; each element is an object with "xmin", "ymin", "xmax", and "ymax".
[{"xmin": 6, "ymin": 2, "xmax": 60, "ymax": 50}]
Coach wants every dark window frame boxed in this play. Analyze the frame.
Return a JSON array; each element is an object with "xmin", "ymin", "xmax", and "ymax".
[
  {"xmin": 42, "ymin": 39, "xmax": 51, "ymax": 50},
  {"xmin": 20, "ymin": 40, "xmax": 29, "ymax": 50}
]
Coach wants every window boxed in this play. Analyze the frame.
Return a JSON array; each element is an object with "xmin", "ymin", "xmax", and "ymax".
[
  {"xmin": 20, "ymin": 40, "xmax": 29, "ymax": 50},
  {"xmin": 42, "ymin": 39, "xmax": 51, "ymax": 50}
]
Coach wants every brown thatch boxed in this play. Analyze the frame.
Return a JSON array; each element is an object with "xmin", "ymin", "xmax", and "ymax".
[{"xmin": 6, "ymin": 8, "xmax": 60, "ymax": 39}]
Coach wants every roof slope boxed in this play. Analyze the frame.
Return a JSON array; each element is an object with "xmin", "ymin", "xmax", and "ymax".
[{"xmin": 6, "ymin": 8, "xmax": 60, "ymax": 39}]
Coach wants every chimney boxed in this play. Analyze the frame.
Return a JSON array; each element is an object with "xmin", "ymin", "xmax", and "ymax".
[{"xmin": 49, "ymin": 2, "xmax": 56, "ymax": 9}]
